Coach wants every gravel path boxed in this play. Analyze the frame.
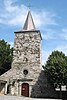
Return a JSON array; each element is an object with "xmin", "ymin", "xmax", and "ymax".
[{"xmin": 0, "ymin": 95, "xmax": 62, "ymax": 100}]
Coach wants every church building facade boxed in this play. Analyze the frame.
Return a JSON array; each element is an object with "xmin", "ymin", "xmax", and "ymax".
[
  {"xmin": 0, "ymin": 10, "xmax": 60, "ymax": 98},
  {"xmin": 0, "ymin": 11, "xmax": 45, "ymax": 97},
  {"xmin": 0, "ymin": 9, "xmax": 66, "ymax": 99}
]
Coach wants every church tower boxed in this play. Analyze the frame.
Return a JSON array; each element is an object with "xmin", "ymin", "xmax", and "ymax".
[
  {"xmin": 12, "ymin": 11, "xmax": 42, "ymax": 71},
  {"xmin": 0, "ymin": 11, "xmax": 43, "ymax": 97},
  {"xmin": 12, "ymin": 11, "xmax": 42, "ymax": 97}
]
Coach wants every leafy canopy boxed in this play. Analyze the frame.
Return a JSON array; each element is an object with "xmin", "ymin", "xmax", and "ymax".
[
  {"xmin": 45, "ymin": 51, "xmax": 67, "ymax": 87},
  {"xmin": 0, "ymin": 39, "xmax": 13, "ymax": 75}
]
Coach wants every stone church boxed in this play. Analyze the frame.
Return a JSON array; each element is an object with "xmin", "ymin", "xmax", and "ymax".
[{"xmin": 0, "ymin": 11, "xmax": 57, "ymax": 98}]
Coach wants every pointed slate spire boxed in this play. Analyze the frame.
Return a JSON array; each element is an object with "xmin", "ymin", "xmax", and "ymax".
[{"xmin": 23, "ymin": 11, "xmax": 36, "ymax": 31}]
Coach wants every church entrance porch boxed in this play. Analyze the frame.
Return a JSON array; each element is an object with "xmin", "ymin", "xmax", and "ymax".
[{"xmin": 21, "ymin": 83, "xmax": 29, "ymax": 97}]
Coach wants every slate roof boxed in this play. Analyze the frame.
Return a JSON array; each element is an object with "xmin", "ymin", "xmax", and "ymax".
[{"xmin": 23, "ymin": 11, "xmax": 36, "ymax": 31}]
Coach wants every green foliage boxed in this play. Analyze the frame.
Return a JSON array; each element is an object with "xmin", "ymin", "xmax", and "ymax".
[
  {"xmin": 45, "ymin": 50, "xmax": 67, "ymax": 87},
  {"xmin": 0, "ymin": 39, "xmax": 13, "ymax": 75}
]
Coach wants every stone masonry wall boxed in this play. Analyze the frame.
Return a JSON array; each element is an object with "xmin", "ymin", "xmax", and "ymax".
[
  {"xmin": 11, "ymin": 31, "xmax": 42, "ymax": 97},
  {"xmin": 12, "ymin": 31, "xmax": 41, "ymax": 70}
]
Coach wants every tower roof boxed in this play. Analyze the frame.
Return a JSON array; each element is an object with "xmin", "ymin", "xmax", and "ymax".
[{"xmin": 23, "ymin": 11, "xmax": 36, "ymax": 31}]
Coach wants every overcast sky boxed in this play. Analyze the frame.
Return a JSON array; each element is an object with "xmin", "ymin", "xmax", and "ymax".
[{"xmin": 0, "ymin": 0, "xmax": 67, "ymax": 64}]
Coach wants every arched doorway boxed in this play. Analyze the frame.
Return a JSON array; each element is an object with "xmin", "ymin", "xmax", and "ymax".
[{"xmin": 21, "ymin": 83, "xmax": 29, "ymax": 97}]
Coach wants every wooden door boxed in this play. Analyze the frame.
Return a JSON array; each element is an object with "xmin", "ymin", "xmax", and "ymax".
[{"xmin": 21, "ymin": 83, "xmax": 29, "ymax": 97}]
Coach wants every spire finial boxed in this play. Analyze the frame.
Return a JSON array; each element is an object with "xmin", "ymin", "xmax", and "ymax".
[
  {"xmin": 28, "ymin": 0, "xmax": 31, "ymax": 10},
  {"xmin": 22, "ymin": 0, "xmax": 36, "ymax": 31}
]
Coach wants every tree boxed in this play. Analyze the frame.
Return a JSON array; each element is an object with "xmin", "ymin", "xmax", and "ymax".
[
  {"xmin": 0, "ymin": 39, "xmax": 13, "ymax": 75},
  {"xmin": 44, "ymin": 51, "xmax": 67, "ymax": 88}
]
